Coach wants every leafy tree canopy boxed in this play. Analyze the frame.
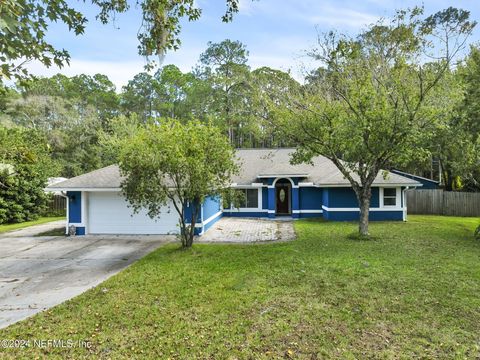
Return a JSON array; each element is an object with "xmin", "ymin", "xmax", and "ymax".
[
  {"xmin": 117, "ymin": 119, "xmax": 238, "ymax": 248},
  {"xmin": 273, "ymin": 7, "xmax": 476, "ymax": 235},
  {"xmin": 0, "ymin": 0, "xmax": 245, "ymax": 87}
]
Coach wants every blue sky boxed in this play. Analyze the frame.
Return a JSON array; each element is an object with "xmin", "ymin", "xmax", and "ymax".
[{"xmin": 27, "ymin": 0, "xmax": 480, "ymax": 90}]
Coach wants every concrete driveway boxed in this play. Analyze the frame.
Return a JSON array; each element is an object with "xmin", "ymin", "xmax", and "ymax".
[{"xmin": 0, "ymin": 221, "xmax": 172, "ymax": 329}]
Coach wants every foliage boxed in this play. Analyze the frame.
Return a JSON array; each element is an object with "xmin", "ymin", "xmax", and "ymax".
[
  {"xmin": 198, "ymin": 39, "xmax": 253, "ymax": 145},
  {"xmin": 475, "ymin": 224, "xmax": 480, "ymax": 240},
  {"xmin": 117, "ymin": 119, "xmax": 238, "ymax": 248},
  {"xmin": 121, "ymin": 66, "xmax": 198, "ymax": 122},
  {"xmin": 1, "ymin": 216, "xmax": 480, "ymax": 358},
  {"xmin": 273, "ymin": 7, "xmax": 475, "ymax": 235},
  {"xmin": 0, "ymin": 0, "xmax": 85, "ymax": 85},
  {"xmin": 0, "ymin": 0, "xmax": 246, "ymax": 87},
  {"xmin": 2, "ymin": 93, "xmax": 104, "ymax": 177},
  {"xmin": 22, "ymin": 73, "xmax": 120, "ymax": 123},
  {"xmin": 0, "ymin": 126, "xmax": 55, "ymax": 224}
]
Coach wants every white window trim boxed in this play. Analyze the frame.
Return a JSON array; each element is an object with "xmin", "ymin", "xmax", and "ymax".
[
  {"xmin": 379, "ymin": 187, "xmax": 401, "ymax": 209},
  {"xmin": 226, "ymin": 187, "xmax": 263, "ymax": 212}
]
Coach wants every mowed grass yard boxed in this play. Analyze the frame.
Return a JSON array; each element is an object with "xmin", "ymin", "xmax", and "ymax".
[{"xmin": 1, "ymin": 215, "xmax": 480, "ymax": 359}]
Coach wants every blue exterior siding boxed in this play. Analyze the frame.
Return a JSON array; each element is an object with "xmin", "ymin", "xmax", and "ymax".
[
  {"xmin": 223, "ymin": 211, "xmax": 268, "ymax": 217},
  {"xmin": 202, "ymin": 214, "xmax": 222, "ymax": 232},
  {"xmin": 391, "ymin": 170, "xmax": 438, "ymax": 189},
  {"xmin": 184, "ymin": 201, "xmax": 202, "ymax": 223},
  {"xmin": 75, "ymin": 227, "xmax": 86, "ymax": 235},
  {"xmin": 327, "ymin": 188, "xmax": 358, "ymax": 207},
  {"xmin": 201, "ymin": 196, "xmax": 222, "ymax": 234},
  {"xmin": 267, "ymin": 187, "xmax": 275, "ymax": 218},
  {"xmin": 322, "ymin": 188, "xmax": 330, "ymax": 208},
  {"xmin": 321, "ymin": 186, "xmax": 403, "ymax": 221},
  {"xmin": 322, "ymin": 187, "xmax": 380, "ymax": 208},
  {"xmin": 299, "ymin": 187, "xmax": 323, "ymax": 210},
  {"xmin": 324, "ymin": 210, "xmax": 403, "ymax": 221},
  {"xmin": 262, "ymin": 187, "xmax": 268, "ymax": 209},
  {"xmin": 67, "ymin": 191, "xmax": 82, "ymax": 223},
  {"xmin": 203, "ymin": 196, "xmax": 221, "ymax": 220},
  {"xmin": 371, "ymin": 188, "xmax": 380, "ymax": 208},
  {"xmin": 299, "ymin": 213, "xmax": 323, "ymax": 219}
]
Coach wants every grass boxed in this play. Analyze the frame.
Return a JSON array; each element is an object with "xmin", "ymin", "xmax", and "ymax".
[
  {"xmin": 1, "ymin": 215, "xmax": 480, "ymax": 359},
  {"xmin": 34, "ymin": 227, "xmax": 66, "ymax": 237},
  {"xmin": 0, "ymin": 216, "xmax": 65, "ymax": 234}
]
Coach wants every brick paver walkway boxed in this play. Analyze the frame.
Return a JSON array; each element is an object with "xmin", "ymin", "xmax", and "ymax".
[{"xmin": 198, "ymin": 217, "xmax": 295, "ymax": 243}]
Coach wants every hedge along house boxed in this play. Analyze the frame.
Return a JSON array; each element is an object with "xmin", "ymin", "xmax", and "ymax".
[{"xmin": 47, "ymin": 148, "xmax": 421, "ymax": 236}]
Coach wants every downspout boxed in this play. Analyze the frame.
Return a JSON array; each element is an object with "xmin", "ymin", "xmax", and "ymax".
[
  {"xmin": 59, "ymin": 191, "xmax": 69, "ymax": 235},
  {"xmin": 403, "ymin": 186, "xmax": 419, "ymax": 222}
]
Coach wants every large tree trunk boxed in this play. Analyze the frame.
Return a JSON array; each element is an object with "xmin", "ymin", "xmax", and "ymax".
[
  {"xmin": 358, "ymin": 195, "xmax": 370, "ymax": 236},
  {"xmin": 185, "ymin": 200, "xmax": 200, "ymax": 248},
  {"xmin": 356, "ymin": 187, "xmax": 372, "ymax": 236}
]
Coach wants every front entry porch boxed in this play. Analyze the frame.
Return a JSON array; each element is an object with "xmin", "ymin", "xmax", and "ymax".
[{"xmin": 267, "ymin": 177, "xmax": 300, "ymax": 219}]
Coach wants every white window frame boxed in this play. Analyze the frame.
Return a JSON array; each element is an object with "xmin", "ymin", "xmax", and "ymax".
[
  {"xmin": 225, "ymin": 186, "xmax": 263, "ymax": 212},
  {"xmin": 379, "ymin": 187, "xmax": 401, "ymax": 208}
]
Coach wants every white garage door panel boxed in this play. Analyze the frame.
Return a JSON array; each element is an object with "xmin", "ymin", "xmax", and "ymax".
[{"xmin": 88, "ymin": 192, "xmax": 180, "ymax": 234}]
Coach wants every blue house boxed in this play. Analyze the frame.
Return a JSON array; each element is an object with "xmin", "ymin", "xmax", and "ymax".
[
  {"xmin": 390, "ymin": 169, "xmax": 440, "ymax": 189},
  {"xmin": 47, "ymin": 149, "xmax": 421, "ymax": 235}
]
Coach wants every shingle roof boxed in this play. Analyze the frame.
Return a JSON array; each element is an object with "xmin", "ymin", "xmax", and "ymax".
[
  {"xmin": 232, "ymin": 149, "xmax": 420, "ymax": 186},
  {"xmin": 48, "ymin": 165, "xmax": 122, "ymax": 190},
  {"xmin": 47, "ymin": 148, "xmax": 421, "ymax": 190}
]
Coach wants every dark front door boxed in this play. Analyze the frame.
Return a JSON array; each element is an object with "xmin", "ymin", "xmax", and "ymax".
[{"xmin": 276, "ymin": 183, "xmax": 290, "ymax": 215}]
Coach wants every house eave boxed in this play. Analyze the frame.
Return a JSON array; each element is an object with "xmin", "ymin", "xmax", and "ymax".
[
  {"xmin": 257, "ymin": 173, "xmax": 309, "ymax": 179},
  {"xmin": 318, "ymin": 183, "xmax": 422, "ymax": 188},
  {"xmin": 45, "ymin": 187, "xmax": 122, "ymax": 192}
]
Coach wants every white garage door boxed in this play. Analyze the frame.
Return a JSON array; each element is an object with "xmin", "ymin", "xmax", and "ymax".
[{"xmin": 87, "ymin": 192, "xmax": 180, "ymax": 234}]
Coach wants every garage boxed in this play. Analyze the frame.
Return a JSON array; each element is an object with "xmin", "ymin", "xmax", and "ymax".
[{"xmin": 87, "ymin": 192, "xmax": 180, "ymax": 235}]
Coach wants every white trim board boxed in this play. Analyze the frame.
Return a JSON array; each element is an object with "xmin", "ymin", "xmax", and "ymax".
[
  {"xmin": 203, "ymin": 211, "xmax": 222, "ymax": 226},
  {"xmin": 50, "ymin": 188, "xmax": 122, "ymax": 192},
  {"xmin": 257, "ymin": 174, "xmax": 308, "ymax": 178},
  {"xmin": 319, "ymin": 183, "xmax": 421, "ymax": 188},
  {"xmin": 223, "ymin": 209, "xmax": 269, "ymax": 213},
  {"xmin": 186, "ymin": 210, "xmax": 223, "ymax": 229},
  {"xmin": 292, "ymin": 209, "xmax": 323, "ymax": 214},
  {"xmin": 322, "ymin": 205, "xmax": 405, "ymax": 212}
]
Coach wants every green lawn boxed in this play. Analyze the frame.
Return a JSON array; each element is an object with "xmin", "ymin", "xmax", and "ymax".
[
  {"xmin": 0, "ymin": 216, "xmax": 65, "ymax": 234},
  {"xmin": 1, "ymin": 215, "xmax": 480, "ymax": 359}
]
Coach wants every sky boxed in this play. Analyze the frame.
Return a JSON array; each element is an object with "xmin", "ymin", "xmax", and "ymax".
[{"xmin": 26, "ymin": 0, "xmax": 480, "ymax": 90}]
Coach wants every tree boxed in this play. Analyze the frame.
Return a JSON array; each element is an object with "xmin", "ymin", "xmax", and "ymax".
[
  {"xmin": 121, "ymin": 73, "xmax": 158, "ymax": 122},
  {"xmin": 454, "ymin": 45, "xmax": 480, "ymax": 190},
  {"xmin": 0, "ymin": 0, "xmax": 246, "ymax": 87},
  {"xmin": 198, "ymin": 39, "xmax": 252, "ymax": 145},
  {"xmin": 2, "ymin": 91, "xmax": 104, "ymax": 177},
  {"xmin": 153, "ymin": 65, "xmax": 195, "ymax": 119},
  {"xmin": 117, "ymin": 119, "xmax": 238, "ymax": 248},
  {"xmin": 250, "ymin": 67, "xmax": 299, "ymax": 147},
  {"xmin": 22, "ymin": 73, "xmax": 119, "ymax": 124},
  {"xmin": 273, "ymin": 7, "xmax": 475, "ymax": 236},
  {"xmin": 0, "ymin": 126, "xmax": 55, "ymax": 223}
]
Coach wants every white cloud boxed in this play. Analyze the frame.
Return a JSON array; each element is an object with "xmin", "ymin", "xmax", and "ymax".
[{"xmin": 305, "ymin": 7, "xmax": 379, "ymax": 28}]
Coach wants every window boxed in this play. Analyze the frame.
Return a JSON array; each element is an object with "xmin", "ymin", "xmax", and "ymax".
[
  {"xmin": 224, "ymin": 189, "xmax": 259, "ymax": 209},
  {"xmin": 236, "ymin": 189, "xmax": 259, "ymax": 208},
  {"xmin": 383, "ymin": 188, "xmax": 397, "ymax": 206}
]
